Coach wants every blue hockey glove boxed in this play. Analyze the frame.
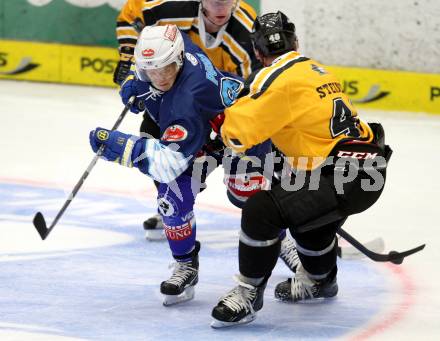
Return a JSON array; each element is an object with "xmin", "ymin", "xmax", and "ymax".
[
  {"xmin": 119, "ymin": 75, "xmax": 150, "ymax": 114},
  {"xmin": 89, "ymin": 127, "xmax": 142, "ymax": 167}
]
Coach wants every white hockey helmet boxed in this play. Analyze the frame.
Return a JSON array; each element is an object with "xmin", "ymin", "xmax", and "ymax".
[{"xmin": 134, "ymin": 25, "xmax": 184, "ymax": 81}]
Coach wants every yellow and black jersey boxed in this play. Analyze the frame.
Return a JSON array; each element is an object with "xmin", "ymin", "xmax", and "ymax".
[
  {"xmin": 221, "ymin": 51, "xmax": 374, "ymax": 171},
  {"xmin": 116, "ymin": 0, "xmax": 259, "ymax": 78}
]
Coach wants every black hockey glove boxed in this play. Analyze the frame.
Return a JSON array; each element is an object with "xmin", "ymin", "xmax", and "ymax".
[
  {"xmin": 203, "ymin": 130, "xmax": 226, "ymax": 156},
  {"xmin": 113, "ymin": 59, "xmax": 131, "ymax": 85},
  {"xmin": 113, "ymin": 47, "xmax": 133, "ymax": 85}
]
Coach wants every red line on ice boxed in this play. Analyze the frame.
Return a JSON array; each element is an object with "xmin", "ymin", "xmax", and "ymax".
[{"xmin": 346, "ymin": 263, "xmax": 415, "ymax": 340}]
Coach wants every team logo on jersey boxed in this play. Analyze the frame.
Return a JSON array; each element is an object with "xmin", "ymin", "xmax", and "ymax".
[
  {"xmin": 164, "ymin": 25, "xmax": 177, "ymax": 42},
  {"xmin": 142, "ymin": 49, "xmax": 155, "ymax": 58},
  {"xmin": 185, "ymin": 53, "xmax": 198, "ymax": 66},
  {"xmin": 311, "ymin": 64, "xmax": 327, "ymax": 75},
  {"xmin": 161, "ymin": 125, "xmax": 188, "ymax": 142},
  {"xmin": 220, "ymin": 77, "xmax": 243, "ymax": 107},
  {"xmin": 96, "ymin": 129, "xmax": 109, "ymax": 141},
  {"xmin": 157, "ymin": 196, "xmax": 178, "ymax": 217}
]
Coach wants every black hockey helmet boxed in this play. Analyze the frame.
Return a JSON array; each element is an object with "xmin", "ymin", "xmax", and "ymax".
[{"xmin": 251, "ymin": 11, "xmax": 297, "ymax": 56}]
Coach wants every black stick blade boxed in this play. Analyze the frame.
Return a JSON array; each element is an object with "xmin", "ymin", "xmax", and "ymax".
[
  {"xmin": 388, "ymin": 244, "xmax": 426, "ymax": 264},
  {"xmin": 33, "ymin": 212, "xmax": 49, "ymax": 240}
]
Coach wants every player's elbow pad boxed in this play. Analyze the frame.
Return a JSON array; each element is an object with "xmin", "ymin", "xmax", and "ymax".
[{"xmin": 132, "ymin": 139, "xmax": 192, "ymax": 183}]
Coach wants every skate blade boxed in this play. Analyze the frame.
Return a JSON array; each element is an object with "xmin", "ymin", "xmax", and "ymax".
[
  {"xmin": 145, "ymin": 230, "xmax": 166, "ymax": 241},
  {"xmin": 293, "ymin": 295, "xmax": 338, "ymax": 304},
  {"xmin": 275, "ymin": 291, "xmax": 338, "ymax": 303},
  {"xmin": 210, "ymin": 313, "xmax": 257, "ymax": 329},
  {"xmin": 162, "ymin": 286, "xmax": 195, "ymax": 306},
  {"xmin": 278, "ymin": 295, "xmax": 338, "ymax": 304}
]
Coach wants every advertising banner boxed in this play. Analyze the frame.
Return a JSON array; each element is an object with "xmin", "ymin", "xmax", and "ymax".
[
  {"xmin": 1, "ymin": 39, "xmax": 439, "ymax": 114},
  {"xmin": 0, "ymin": 40, "xmax": 118, "ymax": 87},
  {"xmin": 329, "ymin": 66, "xmax": 440, "ymax": 115}
]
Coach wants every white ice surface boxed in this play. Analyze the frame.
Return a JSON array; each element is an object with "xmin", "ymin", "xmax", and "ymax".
[{"xmin": 1, "ymin": 80, "xmax": 439, "ymax": 340}]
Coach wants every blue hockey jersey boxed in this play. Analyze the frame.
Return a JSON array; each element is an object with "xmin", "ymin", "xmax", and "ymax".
[{"xmin": 131, "ymin": 32, "xmax": 244, "ymax": 183}]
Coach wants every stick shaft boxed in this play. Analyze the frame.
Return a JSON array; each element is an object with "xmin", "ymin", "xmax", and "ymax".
[
  {"xmin": 42, "ymin": 96, "xmax": 136, "ymax": 236},
  {"xmin": 337, "ymin": 227, "xmax": 425, "ymax": 264}
]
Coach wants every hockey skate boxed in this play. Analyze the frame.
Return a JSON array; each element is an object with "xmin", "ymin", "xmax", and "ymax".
[
  {"xmin": 160, "ymin": 242, "xmax": 200, "ymax": 306},
  {"xmin": 211, "ymin": 275, "xmax": 267, "ymax": 328},
  {"xmin": 274, "ymin": 265, "xmax": 338, "ymax": 302},
  {"xmin": 143, "ymin": 213, "xmax": 166, "ymax": 241},
  {"xmin": 279, "ymin": 235, "xmax": 300, "ymax": 273}
]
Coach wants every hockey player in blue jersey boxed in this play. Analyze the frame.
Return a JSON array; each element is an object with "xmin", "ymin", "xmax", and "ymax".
[{"xmin": 88, "ymin": 24, "xmax": 283, "ymax": 305}]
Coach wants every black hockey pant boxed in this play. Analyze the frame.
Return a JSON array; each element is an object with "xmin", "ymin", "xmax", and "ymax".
[{"xmin": 239, "ymin": 139, "xmax": 391, "ymax": 280}]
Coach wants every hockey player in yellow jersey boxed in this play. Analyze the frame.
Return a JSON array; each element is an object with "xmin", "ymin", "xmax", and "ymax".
[
  {"xmin": 211, "ymin": 11, "xmax": 392, "ymax": 328},
  {"xmin": 222, "ymin": 56, "xmax": 374, "ymax": 170},
  {"xmin": 114, "ymin": 0, "xmax": 259, "ymax": 84}
]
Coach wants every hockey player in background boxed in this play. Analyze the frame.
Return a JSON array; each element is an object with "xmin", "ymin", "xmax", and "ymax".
[
  {"xmin": 113, "ymin": 0, "xmax": 261, "ymax": 238},
  {"xmin": 210, "ymin": 11, "xmax": 392, "ymax": 327},
  {"xmin": 114, "ymin": 0, "xmax": 259, "ymax": 83},
  {"xmin": 89, "ymin": 25, "xmax": 276, "ymax": 306}
]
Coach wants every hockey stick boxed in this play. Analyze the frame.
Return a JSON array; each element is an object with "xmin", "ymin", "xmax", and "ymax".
[
  {"xmin": 337, "ymin": 237, "xmax": 385, "ymax": 260},
  {"xmin": 32, "ymin": 96, "xmax": 137, "ymax": 240},
  {"xmin": 337, "ymin": 227, "xmax": 425, "ymax": 264}
]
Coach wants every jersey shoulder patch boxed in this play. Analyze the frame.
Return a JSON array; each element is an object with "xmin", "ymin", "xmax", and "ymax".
[
  {"xmin": 220, "ymin": 77, "xmax": 243, "ymax": 107},
  {"xmin": 161, "ymin": 125, "xmax": 188, "ymax": 142}
]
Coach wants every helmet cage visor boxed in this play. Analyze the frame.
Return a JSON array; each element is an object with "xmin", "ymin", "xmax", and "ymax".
[
  {"xmin": 134, "ymin": 25, "xmax": 184, "ymax": 81},
  {"xmin": 135, "ymin": 62, "xmax": 180, "ymax": 84}
]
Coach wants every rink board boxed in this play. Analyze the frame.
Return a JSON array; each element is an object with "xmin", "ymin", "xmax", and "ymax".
[
  {"xmin": 328, "ymin": 65, "xmax": 440, "ymax": 115},
  {"xmin": 1, "ymin": 39, "xmax": 439, "ymax": 114},
  {"xmin": 0, "ymin": 39, "xmax": 118, "ymax": 87}
]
